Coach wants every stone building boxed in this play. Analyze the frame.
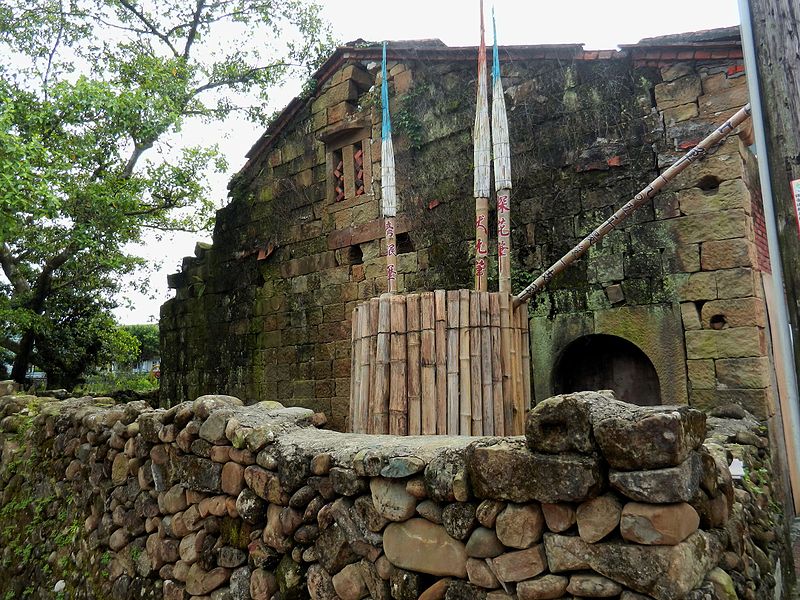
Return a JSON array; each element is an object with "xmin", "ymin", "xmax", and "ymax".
[{"xmin": 161, "ymin": 27, "xmax": 783, "ymax": 435}]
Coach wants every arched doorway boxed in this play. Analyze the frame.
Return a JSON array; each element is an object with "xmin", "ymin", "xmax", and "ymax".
[{"xmin": 553, "ymin": 334, "xmax": 661, "ymax": 406}]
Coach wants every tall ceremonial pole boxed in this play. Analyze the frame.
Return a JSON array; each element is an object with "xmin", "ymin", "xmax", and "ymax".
[
  {"xmin": 473, "ymin": 1, "xmax": 491, "ymax": 292},
  {"xmin": 491, "ymin": 9, "xmax": 512, "ymax": 294},
  {"xmin": 381, "ymin": 42, "xmax": 398, "ymax": 293}
]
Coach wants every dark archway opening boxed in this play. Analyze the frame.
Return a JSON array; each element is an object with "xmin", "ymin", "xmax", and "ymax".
[{"xmin": 554, "ymin": 334, "xmax": 661, "ymax": 406}]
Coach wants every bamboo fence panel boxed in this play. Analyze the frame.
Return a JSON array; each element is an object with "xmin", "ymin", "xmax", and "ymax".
[
  {"xmin": 406, "ymin": 293, "xmax": 421, "ymax": 435},
  {"xmin": 368, "ymin": 298, "xmax": 379, "ymax": 432},
  {"xmin": 459, "ymin": 289, "xmax": 472, "ymax": 435},
  {"xmin": 389, "ymin": 295, "xmax": 407, "ymax": 435},
  {"xmin": 446, "ymin": 291, "xmax": 460, "ymax": 434},
  {"xmin": 349, "ymin": 307, "xmax": 360, "ymax": 432},
  {"xmin": 373, "ymin": 295, "xmax": 391, "ymax": 434},
  {"xmin": 350, "ymin": 291, "xmax": 530, "ymax": 435},
  {"xmin": 420, "ymin": 292, "xmax": 437, "ymax": 434},
  {"xmin": 469, "ymin": 291, "xmax": 483, "ymax": 435},
  {"xmin": 489, "ymin": 293, "xmax": 504, "ymax": 435},
  {"xmin": 480, "ymin": 291, "xmax": 494, "ymax": 435},
  {"xmin": 435, "ymin": 290, "xmax": 447, "ymax": 434}
]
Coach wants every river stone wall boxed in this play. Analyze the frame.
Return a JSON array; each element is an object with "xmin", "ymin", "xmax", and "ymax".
[{"xmin": 0, "ymin": 391, "xmax": 792, "ymax": 599}]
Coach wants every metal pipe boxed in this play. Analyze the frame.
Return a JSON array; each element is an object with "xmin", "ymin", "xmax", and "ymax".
[
  {"xmin": 514, "ymin": 104, "xmax": 752, "ymax": 305},
  {"xmin": 738, "ymin": 0, "xmax": 800, "ymax": 511}
]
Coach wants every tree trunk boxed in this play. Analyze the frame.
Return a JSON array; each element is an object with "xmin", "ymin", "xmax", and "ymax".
[
  {"xmin": 11, "ymin": 330, "xmax": 35, "ymax": 384},
  {"xmin": 749, "ymin": 0, "xmax": 800, "ymax": 375}
]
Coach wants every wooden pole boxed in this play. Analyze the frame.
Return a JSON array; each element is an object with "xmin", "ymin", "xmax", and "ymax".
[
  {"xmin": 349, "ymin": 306, "xmax": 360, "ymax": 432},
  {"xmin": 489, "ymin": 293, "xmax": 504, "ymax": 435},
  {"xmin": 469, "ymin": 291, "xmax": 483, "ymax": 435},
  {"xmin": 368, "ymin": 297, "xmax": 379, "ymax": 433},
  {"xmin": 385, "ymin": 217, "xmax": 398, "ymax": 293},
  {"xmin": 389, "ymin": 295, "xmax": 407, "ymax": 435},
  {"xmin": 514, "ymin": 104, "xmax": 753, "ymax": 305},
  {"xmin": 374, "ymin": 294, "xmax": 392, "ymax": 434},
  {"xmin": 435, "ymin": 290, "xmax": 448, "ymax": 434},
  {"xmin": 407, "ymin": 293, "xmax": 422, "ymax": 435},
  {"xmin": 492, "ymin": 12, "xmax": 513, "ymax": 294},
  {"xmin": 473, "ymin": 1, "xmax": 491, "ymax": 291},
  {"xmin": 458, "ymin": 289, "xmax": 472, "ymax": 435},
  {"xmin": 499, "ymin": 292, "xmax": 513, "ymax": 432},
  {"xmin": 357, "ymin": 304, "xmax": 371, "ymax": 432},
  {"xmin": 520, "ymin": 300, "xmax": 532, "ymax": 415},
  {"xmin": 480, "ymin": 292, "xmax": 494, "ymax": 435},
  {"xmin": 511, "ymin": 302, "xmax": 525, "ymax": 434},
  {"xmin": 446, "ymin": 290, "xmax": 460, "ymax": 434},
  {"xmin": 475, "ymin": 199, "xmax": 489, "ymax": 292},
  {"xmin": 420, "ymin": 292, "xmax": 437, "ymax": 435}
]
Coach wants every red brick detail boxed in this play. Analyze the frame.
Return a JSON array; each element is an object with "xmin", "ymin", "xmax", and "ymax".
[
  {"xmin": 694, "ymin": 50, "xmax": 712, "ymax": 59},
  {"xmin": 660, "ymin": 50, "xmax": 678, "ymax": 60},
  {"xmin": 598, "ymin": 50, "xmax": 615, "ymax": 60},
  {"xmin": 729, "ymin": 49, "xmax": 744, "ymax": 59},
  {"xmin": 711, "ymin": 50, "xmax": 730, "ymax": 59},
  {"xmin": 751, "ymin": 189, "xmax": 772, "ymax": 273},
  {"xmin": 583, "ymin": 51, "xmax": 599, "ymax": 60},
  {"xmin": 727, "ymin": 64, "xmax": 745, "ymax": 76},
  {"xmin": 677, "ymin": 51, "xmax": 694, "ymax": 59}
]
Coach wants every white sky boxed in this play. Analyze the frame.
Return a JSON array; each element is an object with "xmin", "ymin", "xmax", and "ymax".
[{"xmin": 114, "ymin": 0, "xmax": 741, "ymax": 324}]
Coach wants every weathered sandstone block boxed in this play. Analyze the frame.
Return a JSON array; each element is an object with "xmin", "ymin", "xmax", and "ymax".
[{"xmin": 383, "ymin": 519, "xmax": 468, "ymax": 578}]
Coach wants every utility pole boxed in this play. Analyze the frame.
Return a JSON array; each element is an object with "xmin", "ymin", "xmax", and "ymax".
[{"xmin": 747, "ymin": 0, "xmax": 800, "ymax": 374}]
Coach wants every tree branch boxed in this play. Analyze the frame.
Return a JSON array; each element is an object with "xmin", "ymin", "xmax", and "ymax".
[
  {"xmin": 123, "ymin": 140, "xmax": 154, "ymax": 179},
  {"xmin": 42, "ymin": 0, "xmax": 65, "ymax": 99},
  {"xmin": 0, "ymin": 337, "xmax": 20, "ymax": 354},
  {"xmin": 117, "ymin": 0, "xmax": 180, "ymax": 57},
  {"xmin": 0, "ymin": 243, "xmax": 30, "ymax": 296},
  {"xmin": 182, "ymin": 0, "xmax": 206, "ymax": 60},
  {"xmin": 192, "ymin": 63, "xmax": 295, "ymax": 95}
]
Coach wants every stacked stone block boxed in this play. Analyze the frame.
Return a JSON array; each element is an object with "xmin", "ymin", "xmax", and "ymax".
[{"xmin": 0, "ymin": 389, "xmax": 791, "ymax": 599}]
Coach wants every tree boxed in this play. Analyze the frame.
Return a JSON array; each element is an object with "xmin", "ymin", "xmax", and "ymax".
[
  {"xmin": 123, "ymin": 323, "xmax": 160, "ymax": 364},
  {"xmin": 0, "ymin": 0, "xmax": 334, "ymax": 383}
]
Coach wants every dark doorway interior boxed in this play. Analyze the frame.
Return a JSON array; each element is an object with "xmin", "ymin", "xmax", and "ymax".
[{"xmin": 553, "ymin": 334, "xmax": 661, "ymax": 406}]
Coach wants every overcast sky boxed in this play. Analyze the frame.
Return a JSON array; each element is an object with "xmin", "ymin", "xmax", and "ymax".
[{"xmin": 114, "ymin": 0, "xmax": 741, "ymax": 324}]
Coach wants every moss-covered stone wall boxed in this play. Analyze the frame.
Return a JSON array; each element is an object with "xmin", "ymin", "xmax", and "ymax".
[
  {"xmin": 160, "ymin": 40, "xmax": 769, "ymax": 429},
  {"xmin": 0, "ymin": 390, "xmax": 793, "ymax": 599}
]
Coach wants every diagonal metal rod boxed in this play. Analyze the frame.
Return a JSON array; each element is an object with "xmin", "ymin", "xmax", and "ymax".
[{"xmin": 514, "ymin": 103, "xmax": 753, "ymax": 306}]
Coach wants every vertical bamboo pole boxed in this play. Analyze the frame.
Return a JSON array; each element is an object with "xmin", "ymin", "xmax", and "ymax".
[
  {"xmin": 374, "ymin": 294, "xmax": 391, "ymax": 434},
  {"xmin": 420, "ymin": 292, "xmax": 437, "ymax": 435},
  {"xmin": 520, "ymin": 300, "xmax": 532, "ymax": 415},
  {"xmin": 406, "ymin": 293, "xmax": 421, "ymax": 436},
  {"xmin": 358, "ymin": 303, "xmax": 371, "ymax": 432},
  {"xmin": 473, "ymin": 2, "xmax": 491, "ymax": 292},
  {"xmin": 475, "ymin": 200, "xmax": 489, "ymax": 292},
  {"xmin": 368, "ymin": 297, "xmax": 379, "ymax": 433},
  {"xmin": 389, "ymin": 295, "xmax": 407, "ymax": 435},
  {"xmin": 492, "ymin": 11, "xmax": 512, "ymax": 294},
  {"xmin": 499, "ymin": 292, "xmax": 514, "ymax": 433},
  {"xmin": 469, "ymin": 291, "xmax": 483, "ymax": 435},
  {"xmin": 385, "ymin": 218, "xmax": 398, "ymax": 293},
  {"xmin": 435, "ymin": 290, "xmax": 448, "ymax": 434},
  {"xmin": 459, "ymin": 289, "xmax": 472, "ymax": 435},
  {"xmin": 511, "ymin": 301, "xmax": 525, "ymax": 434},
  {"xmin": 480, "ymin": 292, "xmax": 494, "ymax": 435},
  {"xmin": 446, "ymin": 290, "xmax": 460, "ymax": 435},
  {"xmin": 380, "ymin": 43, "xmax": 399, "ymax": 294},
  {"xmin": 489, "ymin": 293, "xmax": 504, "ymax": 435},
  {"xmin": 349, "ymin": 305, "xmax": 360, "ymax": 432}
]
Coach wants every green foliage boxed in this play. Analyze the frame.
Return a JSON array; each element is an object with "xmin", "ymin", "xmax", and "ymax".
[
  {"xmin": 75, "ymin": 370, "xmax": 158, "ymax": 395},
  {"xmin": 122, "ymin": 323, "xmax": 159, "ymax": 362},
  {"xmin": 0, "ymin": 0, "xmax": 335, "ymax": 383}
]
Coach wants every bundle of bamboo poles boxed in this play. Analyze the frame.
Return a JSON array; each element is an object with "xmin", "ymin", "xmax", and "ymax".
[{"xmin": 349, "ymin": 291, "xmax": 530, "ymax": 436}]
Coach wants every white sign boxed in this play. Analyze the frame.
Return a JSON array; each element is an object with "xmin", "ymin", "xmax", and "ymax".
[{"xmin": 792, "ymin": 178, "xmax": 800, "ymax": 238}]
